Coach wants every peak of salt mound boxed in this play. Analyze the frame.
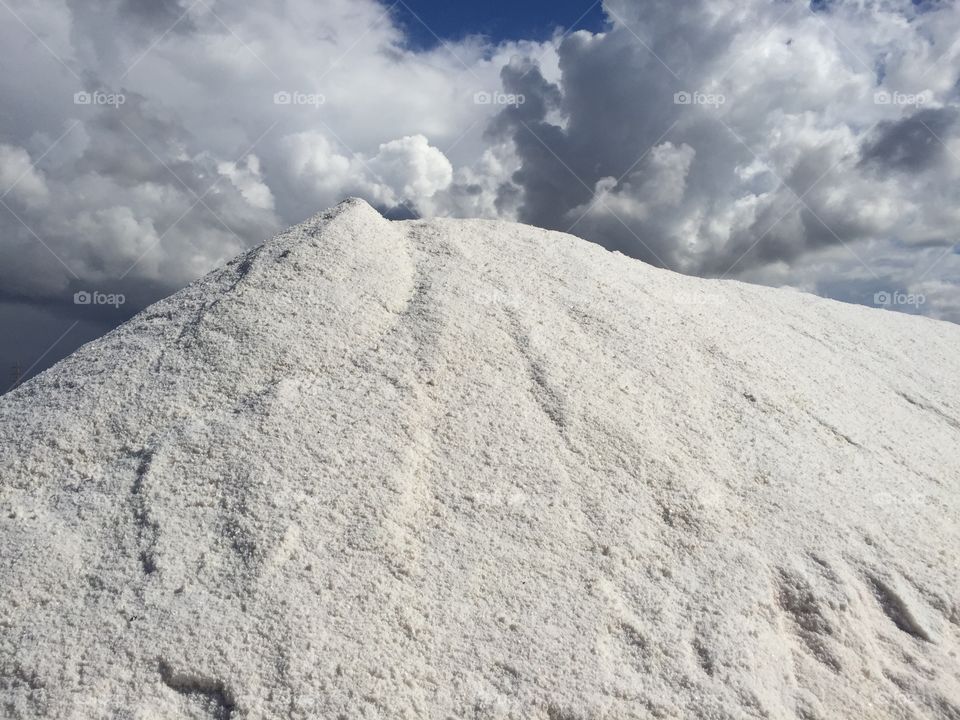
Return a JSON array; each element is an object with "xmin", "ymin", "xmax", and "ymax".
[{"xmin": 2, "ymin": 200, "xmax": 959, "ymax": 719}]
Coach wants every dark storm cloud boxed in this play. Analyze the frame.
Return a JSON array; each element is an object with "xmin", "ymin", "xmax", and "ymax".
[
  {"xmin": 73, "ymin": 94, "xmax": 205, "ymax": 188},
  {"xmin": 117, "ymin": 0, "xmax": 196, "ymax": 31},
  {"xmin": 0, "ymin": 302, "xmax": 121, "ymax": 391},
  {"xmin": 120, "ymin": 0, "xmax": 185, "ymax": 28},
  {"xmin": 860, "ymin": 107, "xmax": 958, "ymax": 173},
  {"xmin": 490, "ymin": 59, "xmax": 586, "ymax": 232}
]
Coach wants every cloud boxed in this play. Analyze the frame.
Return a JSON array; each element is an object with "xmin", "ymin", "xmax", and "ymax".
[
  {"xmin": 281, "ymin": 132, "xmax": 453, "ymax": 214},
  {"xmin": 367, "ymin": 135, "xmax": 453, "ymax": 210},
  {"xmin": 117, "ymin": 0, "xmax": 194, "ymax": 29},
  {"xmin": 861, "ymin": 107, "xmax": 958, "ymax": 173},
  {"xmin": 482, "ymin": 0, "xmax": 960, "ymax": 317},
  {"xmin": 218, "ymin": 155, "xmax": 275, "ymax": 211},
  {"xmin": 0, "ymin": 144, "xmax": 50, "ymax": 208},
  {"xmin": 0, "ymin": 0, "xmax": 511, "ymax": 307}
]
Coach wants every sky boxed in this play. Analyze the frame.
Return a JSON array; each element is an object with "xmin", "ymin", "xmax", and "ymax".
[
  {"xmin": 1, "ymin": 0, "xmax": 958, "ymax": 390},
  {"xmin": 394, "ymin": 0, "xmax": 607, "ymax": 47}
]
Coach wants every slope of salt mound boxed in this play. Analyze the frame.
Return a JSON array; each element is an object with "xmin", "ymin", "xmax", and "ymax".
[{"xmin": 1, "ymin": 198, "xmax": 959, "ymax": 719}]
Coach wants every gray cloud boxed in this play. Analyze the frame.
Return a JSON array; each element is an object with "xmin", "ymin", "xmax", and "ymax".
[
  {"xmin": 117, "ymin": 0, "xmax": 193, "ymax": 28},
  {"xmin": 861, "ymin": 107, "xmax": 958, "ymax": 173},
  {"xmin": 485, "ymin": 0, "xmax": 959, "ymax": 297}
]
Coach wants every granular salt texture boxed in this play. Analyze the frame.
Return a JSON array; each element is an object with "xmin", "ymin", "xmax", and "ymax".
[{"xmin": 1, "ymin": 199, "xmax": 958, "ymax": 719}]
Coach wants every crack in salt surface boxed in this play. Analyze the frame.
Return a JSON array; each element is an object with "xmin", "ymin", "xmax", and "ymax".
[
  {"xmin": 130, "ymin": 448, "xmax": 159, "ymax": 576},
  {"xmin": 504, "ymin": 307, "xmax": 573, "ymax": 449}
]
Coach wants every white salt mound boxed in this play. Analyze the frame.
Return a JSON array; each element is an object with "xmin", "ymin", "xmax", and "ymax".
[{"xmin": 2, "ymin": 199, "xmax": 959, "ymax": 719}]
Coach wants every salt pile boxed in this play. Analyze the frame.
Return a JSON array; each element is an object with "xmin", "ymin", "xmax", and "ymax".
[{"xmin": 1, "ymin": 199, "xmax": 958, "ymax": 719}]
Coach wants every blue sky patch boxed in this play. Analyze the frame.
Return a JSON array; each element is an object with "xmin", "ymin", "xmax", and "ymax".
[{"xmin": 392, "ymin": 0, "xmax": 607, "ymax": 48}]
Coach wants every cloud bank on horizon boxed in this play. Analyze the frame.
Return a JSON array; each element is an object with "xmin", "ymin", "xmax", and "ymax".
[{"xmin": 1, "ymin": 0, "xmax": 959, "ymax": 379}]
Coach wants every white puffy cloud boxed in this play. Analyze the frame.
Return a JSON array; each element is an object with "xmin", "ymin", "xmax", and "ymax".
[
  {"xmin": 367, "ymin": 135, "xmax": 453, "ymax": 210},
  {"xmin": 281, "ymin": 132, "xmax": 453, "ymax": 213},
  {"xmin": 282, "ymin": 132, "xmax": 357, "ymax": 204},
  {"xmin": 0, "ymin": 145, "xmax": 50, "ymax": 209},
  {"xmin": 218, "ymin": 155, "xmax": 275, "ymax": 211}
]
